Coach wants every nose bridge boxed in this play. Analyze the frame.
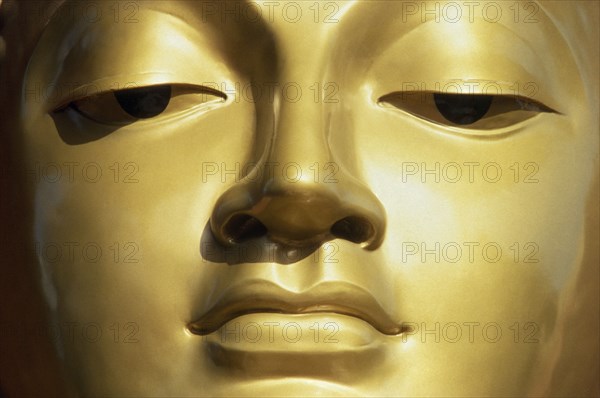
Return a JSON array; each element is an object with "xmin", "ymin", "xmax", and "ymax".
[
  {"xmin": 250, "ymin": 91, "xmax": 348, "ymax": 244},
  {"xmin": 209, "ymin": 18, "xmax": 387, "ymax": 251},
  {"xmin": 269, "ymin": 88, "xmax": 331, "ymax": 168},
  {"xmin": 265, "ymin": 14, "xmax": 332, "ymax": 168},
  {"xmin": 260, "ymin": 84, "xmax": 339, "ymax": 206},
  {"xmin": 247, "ymin": 47, "xmax": 346, "ymax": 204}
]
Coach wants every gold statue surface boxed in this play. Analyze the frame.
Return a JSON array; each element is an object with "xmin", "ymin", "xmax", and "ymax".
[{"xmin": 0, "ymin": 1, "xmax": 598, "ymax": 396}]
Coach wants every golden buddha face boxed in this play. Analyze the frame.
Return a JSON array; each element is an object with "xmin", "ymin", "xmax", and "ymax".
[{"xmin": 7, "ymin": 0, "xmax": 598, "ymax": 396}]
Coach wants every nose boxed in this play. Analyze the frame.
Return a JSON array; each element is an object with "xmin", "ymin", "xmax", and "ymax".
[{"xmin": 209, "ymin": 95, "xmax": 386, "ymax": 251}]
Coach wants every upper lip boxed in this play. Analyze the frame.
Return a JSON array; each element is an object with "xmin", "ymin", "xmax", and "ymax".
[{"xmin": 188, "ymin": 280, "xmax": 403, "ymax": 336}]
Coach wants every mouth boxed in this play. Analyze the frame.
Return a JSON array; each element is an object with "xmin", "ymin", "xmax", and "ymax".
[{"xmin": 187, "ymin": 280, "xmax": 405, "ymax": 336}]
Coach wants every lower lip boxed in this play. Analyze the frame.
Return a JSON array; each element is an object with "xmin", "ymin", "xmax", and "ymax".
[{"xmin": 200, "ymin": 313, "xmax": 387, "ymax": 380}]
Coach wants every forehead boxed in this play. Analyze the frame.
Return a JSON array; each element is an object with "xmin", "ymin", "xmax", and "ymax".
[
  {"xmin": 134, "ymin": 1, "xmax": 567, "ymax": 51},
  {"xmin": 23, "ymin": 1, "xmax": 588, "ymax": 111},
  {"xmin": 6, "ymin": 0, "xmax": 598, "ymax": 120},
  {"xmin": 5, "ymin": 1, "xmax": 597, "ymax": 70},
  {"xmin": 33, "ymin": 1, "xmax": 569, "ymax": 45},
  {"xmin": 31, "ymin": 1, "xmax": 579, "ymax": 79}
]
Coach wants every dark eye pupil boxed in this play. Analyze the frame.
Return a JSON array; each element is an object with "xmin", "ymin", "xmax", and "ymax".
[
  {"xmin": 434, "ymin": 93, "xmax": 492, "ymax": 125},
  {"xmin": 114, "ymin": 85, "xmax": 172, "ymax": 118}
]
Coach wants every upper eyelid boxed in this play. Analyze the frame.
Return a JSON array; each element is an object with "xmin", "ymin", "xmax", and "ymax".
[
  {"xmin": 45, "ymin": 73, "xmax": 178, "ymax": 112},
  {"xmin": 63, "ymin": 85, "xmax": 229, "ymax": 126},
  {"xmin": 377, "ymin": 91, "xmax": 559, "ymax": 113},
  {"xmin": 376, "ymin": 91, "xmax": 560, "ymax": 135},
  {"xmin": 47, "ymin": 77, "xmax": 228, "ymax": 112},
  {"xmin": 379, "ymin": 80, "xmax": 543, "ymax": 99},
  {"xmin": 62, "ymin": 83, "xmax": 229, "ymax": 115},
  {"xmin": 27, "ymin": 7, "xmax": 237, "ymax": 113},
  {"xmin": 369, "ymin": 77, "xmax": 561, "ymax": 112},
  {"xmin": 363, "ymin": 13, "xmax": 568, "ymax": 111}
]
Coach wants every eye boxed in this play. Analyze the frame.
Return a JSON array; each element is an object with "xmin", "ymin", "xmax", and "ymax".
[
  {"xmin": 114, "ymin": 85, "xmax": 172, "ymax": 118},
  {"xmin": 379, "ymin": 92, "xmax": 557, "ymax": 130},
  {"xmin": 433, "ymin": 93, "xmax": 492, "ymax": 125},
  {"xmin": 57, "ymin": 84, "xmax": 226, "ymax": 125}
]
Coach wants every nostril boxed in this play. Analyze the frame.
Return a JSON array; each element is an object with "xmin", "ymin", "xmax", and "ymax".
[
  {"xmin": 223, "ymin": 214, "xmax": 268, "ymax": 243},
  {"xmin": 331, "ymin": 216, "xmax": 374, "ymax": 244}
]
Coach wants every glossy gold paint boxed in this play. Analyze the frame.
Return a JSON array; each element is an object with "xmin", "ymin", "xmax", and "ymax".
[{"xmin": 1, "ymin": 0, "xmax": 598, "ymax": 396}]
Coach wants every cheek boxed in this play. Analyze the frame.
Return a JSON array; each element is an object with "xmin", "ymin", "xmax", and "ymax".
[
  {"xmin": 23, "ymin": 100, "xmax": 256, "ymax": 388},
  {"xmin": 353, "ymin": 108, "xmax": 585, "ymax": 277},
  {"xmin": 348, "ymin": 102, "xmax": 589, "ymax": 389}
]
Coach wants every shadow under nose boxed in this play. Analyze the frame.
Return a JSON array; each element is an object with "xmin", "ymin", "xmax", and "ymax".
[{"xmin": 200, "ymin": 222, "xmax": 323, "ymax": 265}]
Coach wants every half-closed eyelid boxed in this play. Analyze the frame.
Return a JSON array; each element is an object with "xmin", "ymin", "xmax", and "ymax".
[
  {"xmin": 53, "ymin": 83, "xmax": 227, "ymax": 113},
  {"xmin": 378, "ymin": 92, "xmax": 557, "ymax": 111},
  {"xmin": 378, "ymin": 91, "xmax": 559, "ymax": 130},
  {"xmin": 57, "ymin": 83, "xmax": 228, "ymax": 126}
]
